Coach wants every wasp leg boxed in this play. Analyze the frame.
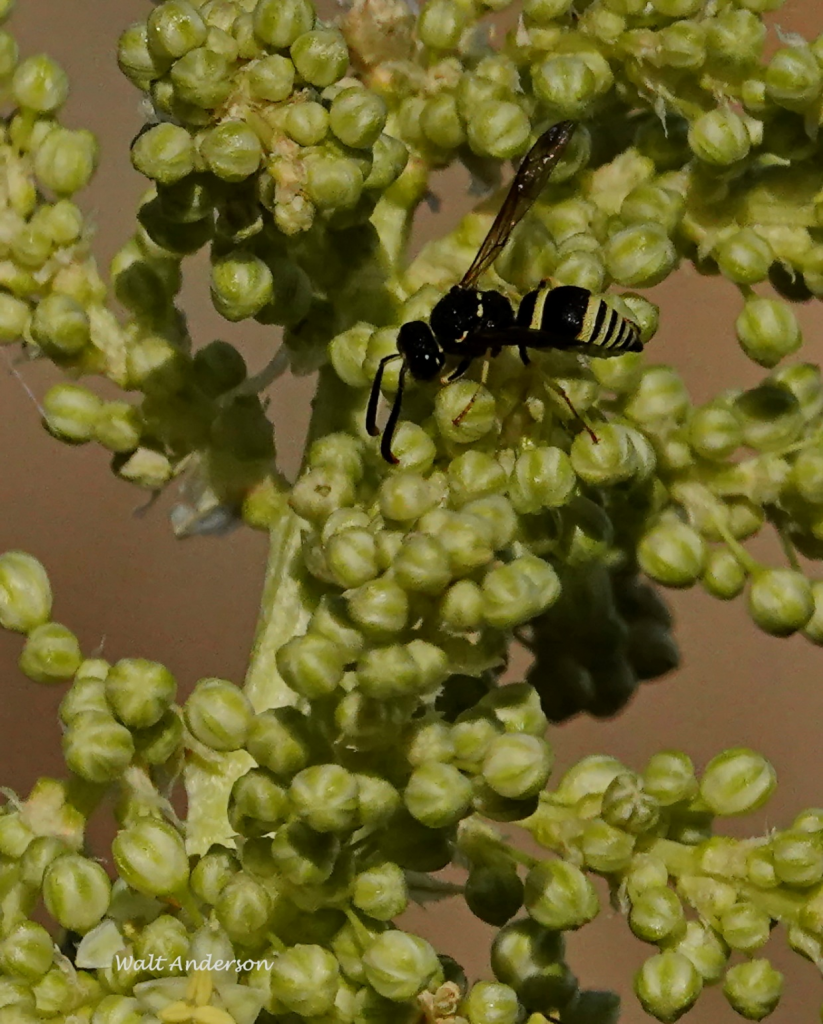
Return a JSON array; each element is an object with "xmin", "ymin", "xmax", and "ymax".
[
  {"xmin": 381, "ymin": 364, "xmax": 407, "ymax": 464},
  {"xmin": 519, "ymin": 345, "xmax": 530, "ymax": 366},
  {"xmin": 453, "ymin": 357, "xmax": 491, "ymax": 427},
  {"xmin": 366, "ymin": 353, "xmax": 402, "ymax": 437},
  {"xmin": 546, "ymin": 379, "xmax": 599, "ymax": 444},
  {"xmin": 441, "ymin": 357, "xmax": 474, "ymax": 384}
]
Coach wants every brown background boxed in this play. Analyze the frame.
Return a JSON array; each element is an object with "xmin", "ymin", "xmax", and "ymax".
[{"xmin": 2, "ymin": 1, "xmax": 823, "ymax": 1021}]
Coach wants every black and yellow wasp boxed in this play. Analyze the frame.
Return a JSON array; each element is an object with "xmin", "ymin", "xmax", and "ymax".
[{"xmin": 366, "ymin": 120, "xmax": 643, "ymax": 463}]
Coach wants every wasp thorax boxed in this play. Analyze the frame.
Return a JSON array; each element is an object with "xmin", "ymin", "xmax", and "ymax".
[
  {"xmin": 398, "ymin": 321, "xmax": 446, "ymax": 380},
  {"xmin": 430, "ymin": 286, "xmax": 484, "ymax": 344}
]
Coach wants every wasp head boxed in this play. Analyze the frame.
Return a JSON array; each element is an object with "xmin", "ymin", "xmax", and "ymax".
[{"xmin": 397, "ymin": 320, "xmax": 445, "ymax": 381}]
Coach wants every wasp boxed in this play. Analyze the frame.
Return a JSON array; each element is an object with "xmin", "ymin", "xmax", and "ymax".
[{"xmin": 366, "ymin": 120, "xmax": 644, "ymax": 463}]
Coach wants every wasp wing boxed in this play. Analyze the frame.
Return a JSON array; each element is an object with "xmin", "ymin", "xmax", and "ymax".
[{"xmin": 460, "ymin": 120, "xmax": 577, "ymax": 290}]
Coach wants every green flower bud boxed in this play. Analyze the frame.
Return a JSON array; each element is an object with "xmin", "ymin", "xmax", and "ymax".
[
  {"xmin": 0, "ymin": 291, "xmax": 29, "ymax": 343},
  {"xmin": 483, "ymin": 733, "xmax": 553, "ymax": 799},
  {"xmin": 581, "ymin": 818, "xmax": 635, "ymax": 873},
  {"xmin": 467, "ymin": 101, "xmax": 531, "ymax": 160},
  {"xmin": 747, "ymin": 568, "xmax": 813, "ymax": 637},
  {"xmin": 291, "ymin": 467, "xmax": 356, "ymax": 522},
  {"xmin": 635, "ymin": 951, "xmax": 702, "ymax": 1022},
  {"xmin": 210, "ymin": 251, "xmax": 273, "ymax": 321},
  {"xmin": 440, "ymin": 579, "xmax": 484, "ymax": 631},
  {"xmin": 43, "ymin": 383, "xmax": 99, "ymax": 443},
  {"xmin": 170, "ymin": 46, "xmax": 232, "ymax": 107},
  {"xmin": 105, "ymin": 657, "xmax": 177, "ymax": 729},
  {"xmin": 688, "ymin": 405, "xmax": 742, "ymax": 461},
  {"xmin": 421, "ymin": 93, "xmax": 465, "ymax": 150},
  {"xmin": 118, "ymin": 21, "xmax": 169, "ymax": 90},
  {"xmin": 638, "ymin": 520, "xmax": 706, "ymax": 588},
  {"xmin": 792, "ymin": 450, "xmax": 823, "ymax": 505},
  {"xmin": 276, "ymin": 632, "xmax": 346, "ymax": 700},
  {"xmin": 735, "ymin": 297, "xmax": 801, "ymax": 367},
  {"xmin": 478, "ymin": 681, "xmax": 547, "ymax": 736},
  {"xmin": 0, "ymin": 551, "xmax": 52, "ymax": 632},
  {"xmin": 329, "ymin": 87, "xmax": 386, "ymax": 149},
  {"xmin": 766, "ymin": 47, "xmax": 822, "ymax": 108},
  {"xmin": 112, "ymin": 819, "xmax": 189, "ymax": 896},
  {"xmin": 771, "ymin": 362, "xmax": 823, "ymax": 420},
  {"xmin": 325, "ymin": 528, "xmax": 378, "ymax": 588},
  {"xmin": 244, "ymin": 708, "xmax": 311, "ymax": 778},
  {"xmin": 0, "ymin": 921, "xmax": 53, "ymax": 981},
  {"xmin": 625, "ymin": 365, "xmax": 690, "ymax": 426},
  {"xmin": 404, "ymin": 762, "xmax": 473, "ymax": 827},
  {"xmin": 418, "ymin": 0, "xmax": 466, "ymax": 49},
  {"xmin": 133, "ymin": 708, "xmax": 182, "ymax": 765},
  {"xmin": 394, "ymin": 534, "xmax": 452, "ymax": 594},
  {"xmin": 184, "ymin": 677, "xmax": 252, "ymax": 750},
  {"xmin": 447, "ymin": 451, "xmax": 506, "ymax": 508},
  {"xmin": 356, "ymin": 643, "xmax": 421, "ymax": 699},
  {"xmin": 63, "ymin": 712, "xmax": 134, "ymax": 782},
  {"xmin": 31, "ymin": 294, "xmax": 90, "ymax": 356},
  {"xmin": 571, "ymin": 424, "xmax": 639, "ymax": 486},
  {"xmin": 290, "ymin": 763, "xmax": 359, "ymax": 832},
  {"xmin": 719, "ymin": 902, "xmax": 770, "ymax": 953},
  {"xmin": 533, "ymin": 55, "xmax": 598, "ymax": 118},
  {"xmin": 688, "ymin": 109, "xmax": 751, "ymax": 166},
  {"xmin": 42, "ymin": 854, "xmax": 110, "ymax": 932},
  {"xmin": 305, "ymin": 151, "xmax": 363, "ymax": 209},
  {"xmin": 724, "ymin": 960, "xmax": 783, "ymax": 1019},
  {"xmin": 33, "ymin": 127, "xmax": 98, "ymax": 195},
  {"xmin": 604, "ymin": 223, "xmax": 677, "ymax": 287},
  {"xmin": 363, "ymin": 931, "xmax": 440, "ymax": 1001},
  {"xmin": 365, "ymin": 132, "xmax": 408, "ymax": 189},
  {"xmin": 379, "ymin": 473, "xmax": 437, "ymax": 522},
  {"xmin": 215, "ymin": 871, "xmax": 272, "ymax": 944},
  {"xmin": 524, "ymin": 859, "xmax": 599, "ymax": 930},
  {"xmin": 93, "ymin": 401, "xmax": 141, "ymax": 453},
  {"xmin": 802, "ymin": 581, "xmax": 823, "ymax": 645},
  {"xmin": 352, "ymin": 860, "xmax": 408, "ymax": 921},
  {"xmin": 200, "ymin": 120, "xmax": 262, "ymax": 182},
  {"xmin": 630, "ymin": 886, "xmax": 686, "ymax": 944},
  {"xmin": 621, "ymin": 185, "xmax": 683, "ymax": 236},
  {"xmin": 190, "ymin": 847, "xmax": 238, "ymax": 905},
  {"xmin": 19, "ymin": 622, "xmax": 81, "ymax": 684},
  {"xmin": 253, "ymin": 0, "xmax": 314, "ymax": 47},
  {"xmin": 291, "ymin": 29, "xmax": 348, "ymax": 88},
  {"xmin": 553, "ymin": 249, "xmax": 605, "ymax": 291},
  {"xmin": 482, "ymin": 557, "xmax": 561, "ymax": 628},
  {"xmin": 714, "ymin": 228, "xmax": 772, "ymax": 286},
  {"xmin": 248, "ymin": 53, "xmax": 295, "ymax": 101},
  {"xmin": 347, "ymin": 577, "xmax": 408, "ymax": 635},
  {"xmin": 12, "ymin": 55, "xmax": 68, "ymax": 113},
  {"xmin": 285, "ymin": 99, "xmax": 329, "ymax": 145},
  {"xmin": 641, "ymin": 751, "xmax": 698, "ymax": 809},
  {"xmin": 771, "ymin": 828, "xmax": 823, "ymax": 886},
  {"xmin": 672, "ymin": 920, "xmax": 729, "ymax": 984},
  {"xmin": 131, "ymin": 124, "xmax": 195, "ymax": 185},
  {"xmin": 626, "ymin": 858, "xmax": 671, "ymax": 905},
  {"xmin": 602, "ymin": 772, "xmax": 660, "ymax": 834},
  {"xmin": 655, "ymin": 21, "xmax": 706, "ymax": 70},
  {"xmin": 462, "ymin": 981, "xmax": 520, "ymax": 1024},
  {"xmin": 523, "ymin": 0, "xmax": 573, "ymax": 20},
  {"xmin": 706, "ymin": 9, "xmax": 765, "ymax": 66},
  {"xmin": 490, "ymin": 918, "xmax": 572, "ymax": 1009},
  {"xmin": 700, "ymin": 748, "xmax": 776, "ymax": 816},
  {"xmin": 463, "ymin": 496, "xmax": 517, "ymax": 551},
  {"xmin": 465, "ymin": 863, "xmax": 524, "ymax": 927},
  {"xmin": 147, "ymin": 0, "xmax": 207, "ymax": 60},
  {"xmin": 134, "ymin": 912, "xmax": 190, "ymax": 972},
  {"xmin": 230, "ymin": 767, "xmax": 289, "ymax": 832},
  {"xmin": 271, "ymin": 943, "xmax": 339, "ymax": 1016},
  {"xmin": 435, "ymin": 381, "xmax": 496, "ymax": 446},
  {"xmin": 734, "ymin": 384, "xmax": 802, "ymax": 453}
]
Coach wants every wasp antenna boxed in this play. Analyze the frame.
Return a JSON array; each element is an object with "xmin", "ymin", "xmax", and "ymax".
[
  {"xmin": 366, "ymin": 353, "xmax": 401, "ymax": 437},
  {"xmin": 380, "ymin": 364, "xmax": 407, "ymax": 464}
]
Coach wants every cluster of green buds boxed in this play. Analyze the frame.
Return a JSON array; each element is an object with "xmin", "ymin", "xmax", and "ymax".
[
  {"xmin": 3, "ymin": 551, "xmax": 823, "ymax": 1023},
  {"xmin": 7, "ymin": 0, "xmax": 823, "ymax": 1020}
]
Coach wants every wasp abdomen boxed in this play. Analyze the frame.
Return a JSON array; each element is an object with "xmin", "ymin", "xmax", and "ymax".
[{"xmin": 518, "ymin": 284, "xmax": 642, "ymax": 355}]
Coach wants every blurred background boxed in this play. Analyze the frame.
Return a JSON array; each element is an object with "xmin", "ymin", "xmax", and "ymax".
[{"xmin": 2, "ymin": 1, "xmax": 823, "ymax": 1020}]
